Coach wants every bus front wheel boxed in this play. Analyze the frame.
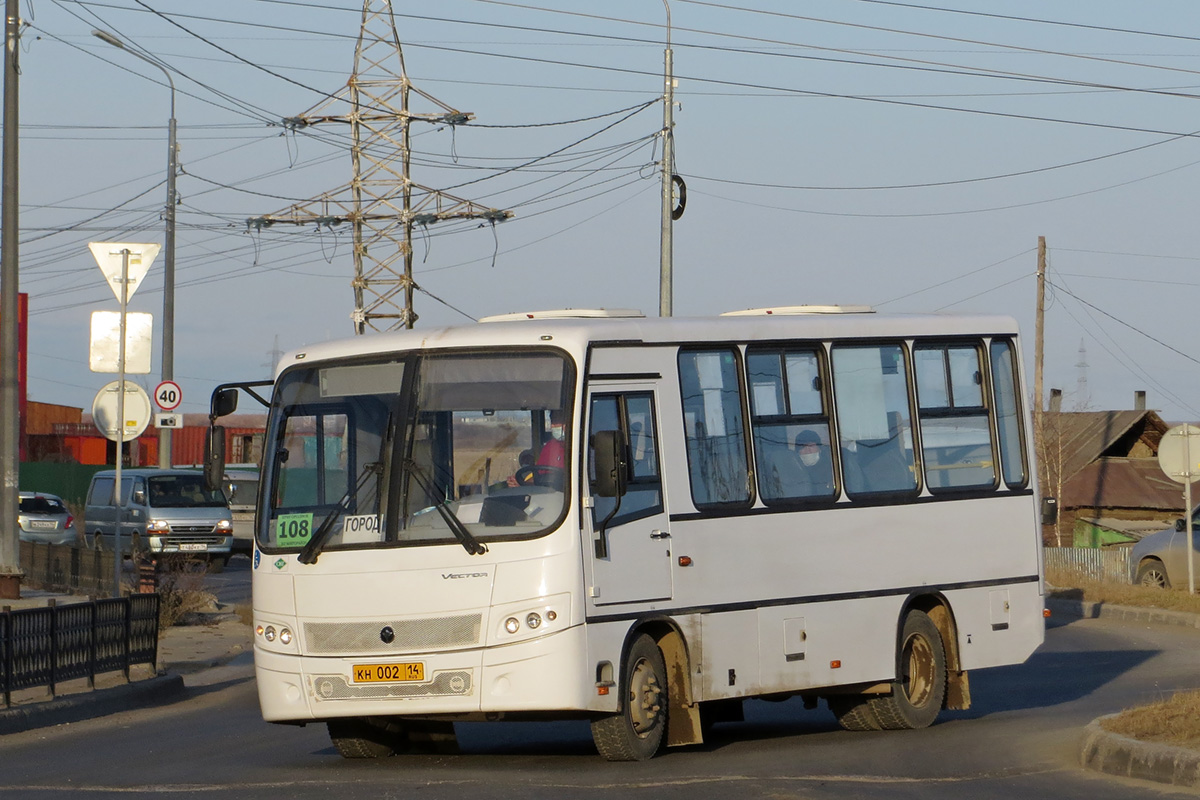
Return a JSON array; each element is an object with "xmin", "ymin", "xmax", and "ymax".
[
  {"xmin": 867, "ymin": 609, "xmax": 946, "ymax": 730},
  {"xmin": 327, "ymin": 717, "xmax": 404, "ymax": 758},
  {"xmin": 591, "ymin": 634, "xmax": 668, "ymax": 761}
]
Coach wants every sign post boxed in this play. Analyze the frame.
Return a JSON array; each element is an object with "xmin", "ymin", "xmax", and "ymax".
[
  {"xmin": 1157, "ymin": 424, "xmax": 1200, "ymax": 594},
  {"xmin": 89, "ymin": 242, "xmax": 160, "ymax": 597}
]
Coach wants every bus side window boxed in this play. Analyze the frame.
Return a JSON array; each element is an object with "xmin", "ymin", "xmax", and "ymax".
[
  {"xmin": 832, "ymin": 344, "xmax": 918, "ymax": 497},
  {"xmin": 678, "ymin": 349, "xmax": 751, "ymax": 508},
  {"xmin": 914, "ymin": 343, "xmax": 996, "ymax": 491},
  {"xmin": 990, "ymin": 339, "xmax": 1028, "ymax": 488},
  {"xmin": 746, "ymin": 347, "xmax": 837, "ymax": 504}
]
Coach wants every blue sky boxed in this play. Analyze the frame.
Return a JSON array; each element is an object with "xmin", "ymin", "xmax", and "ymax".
[{"xmin": 15, "ymin": 1, "xmax": 1200, "ymax": 420}]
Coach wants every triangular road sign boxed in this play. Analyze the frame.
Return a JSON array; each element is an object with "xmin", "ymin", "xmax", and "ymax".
[{"xmin": 88, "ymin": 242, "xmax": 161, "ymax": 303}]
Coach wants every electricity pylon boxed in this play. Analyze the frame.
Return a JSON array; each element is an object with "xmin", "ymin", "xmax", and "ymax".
[{"xmin": 249, "ymin": 0, "xmax": 512, "ymax": 333}]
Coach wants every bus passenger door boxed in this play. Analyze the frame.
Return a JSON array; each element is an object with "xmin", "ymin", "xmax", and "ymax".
[{"xmin": 586, "ymin": 389, "xmax": 672, "ymax": 606}]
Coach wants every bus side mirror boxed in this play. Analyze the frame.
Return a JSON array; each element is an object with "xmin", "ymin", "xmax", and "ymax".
[
  {"xmin": 1177, "ymin": 518, "xmax": 1187, "ymax": 532},
  {"xmin": 592, "ymin": 430, "xmax": 628, "ymax": 498},
  {"xmin": 204, "ymin": 426, "xmax": 226, "ymax": 491},
  {"xmin": 212, "ymin": 388, "xmax": 239, "ymax": 418}
]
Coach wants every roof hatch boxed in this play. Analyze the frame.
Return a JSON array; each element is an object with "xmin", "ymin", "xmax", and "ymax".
[
  {"xmin": 479, "ymin": 308, "xmax": 644, "ymax": 323},
  {"xmin": 720, "ymin": 304, "xmax": 875, "ymax": 316}
]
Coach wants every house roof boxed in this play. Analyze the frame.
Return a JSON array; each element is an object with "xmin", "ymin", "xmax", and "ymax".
[
  {"xmin": 1060, "ymin": 456, "xmax": 1183, "ymax": 513},
  {"xmin": 1042, "ymin": 410, "xmax": 1168, "ymax": 481}
]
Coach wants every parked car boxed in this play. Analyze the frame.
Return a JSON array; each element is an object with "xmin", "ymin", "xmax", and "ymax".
[
  {"xmin": 84, "ymin": 468, "xmax": 234, "ymax": 571},
  {"xmin": 1130, "ymin": 514, "xmax": 1200, "ymax": 588},
  {"xmin": 17, "ymin": 491, "xmax": 76, "ymax": 546},
  {"xmin": 221, "ymin": 466, "xmax": 258, "ymax": 556}
]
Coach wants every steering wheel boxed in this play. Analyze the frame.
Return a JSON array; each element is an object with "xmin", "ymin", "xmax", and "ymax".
[{"xmin": 513, "ymin": 465, "xmax": 565, "ymax": 489}]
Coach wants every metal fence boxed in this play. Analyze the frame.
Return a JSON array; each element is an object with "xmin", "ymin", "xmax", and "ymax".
[
  {"xmin": 20, "ymin": 541, "xmax": 115, "ymax": 596},
  {"xmin": 1043, "ymin": 546, "xmax": 1133, "ymax": 583},
  {"xmin": 1, "ymin": 594, "xmax": 160, "ymax": 707}
]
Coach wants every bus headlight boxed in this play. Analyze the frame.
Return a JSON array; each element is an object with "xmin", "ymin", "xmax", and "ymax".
[{"xmin": 494, "ymin": 594, "xmax": 570, "ymax": 641}]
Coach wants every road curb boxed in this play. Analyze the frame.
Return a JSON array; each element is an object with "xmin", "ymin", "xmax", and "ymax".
[
  {"xmin": 1045, "ymin": 596, "xmax": 1200, "ymax": 629},
  {"xmin": 1050, "ymin": 596, "xmax": 1200, "ymax": 787},
  {"xmin": 0, "ymin": 673, "xmax": 185, "ymax": 736},
  {"xmin": 1081, "ymin": 715, "xmax": 1200, "ymax": 788}
]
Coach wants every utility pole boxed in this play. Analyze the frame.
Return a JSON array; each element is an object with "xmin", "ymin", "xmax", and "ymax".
[
  {"xmin": 1033, "ymin": 235, "xmax": 1048, "ymax": 532},
  {"xmin": 0, "ymin": 0, "xmax": 20, "ymax": 599},
  {"xmin": 1034, "ymin": 236, "xmax": 1046, "ymax": 422},
  {"xmin": 658, "ymin": 0, "xmax": 675, "ymax": 318},
  {"xmin": 249, "ymin": 0, "xmax": 511, "ymax": 334}
]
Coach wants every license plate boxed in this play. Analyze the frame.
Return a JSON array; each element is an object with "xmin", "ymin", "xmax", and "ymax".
[
  {"xmin": 179, "ymin": 543, "xmax": 208, "ymax": 552},
  {"xmin": 352, "ymin": 662, "xmax": 425, "ymax": 683},
  {"xmin": 29, "ymin": 520, "xmax": 56, "ymax": 529}
]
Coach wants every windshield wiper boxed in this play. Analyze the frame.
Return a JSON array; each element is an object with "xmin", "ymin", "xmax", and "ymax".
[
  {"xmin": 404, "ymin": 458, "xmax": 488, "ymax": 556},
  {"xmin": 297, "ymin": 463, "xmax": 383, "ymax": 565}
]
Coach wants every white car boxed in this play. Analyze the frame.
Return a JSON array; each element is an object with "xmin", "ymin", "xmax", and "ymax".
[
  {"xmin": 1131, "ymin": 516, "xmax": 1200, "ymax": 588},
  {"xmin": 18, "ymin": 491, "xmax": 76, "ymax": 546}
]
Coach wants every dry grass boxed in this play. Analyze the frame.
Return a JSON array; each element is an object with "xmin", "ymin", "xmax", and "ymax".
[
  {"xmin": 152, "ymin": 556, "xmax": 220, "ymax": 631},
  {"xmin": 1101, "ymin": 690, "xmax": 1200, "ymax": 749},
  {"xmin": 1048, "ymin": 565, "xmax": 1200, "ymax": 748}
]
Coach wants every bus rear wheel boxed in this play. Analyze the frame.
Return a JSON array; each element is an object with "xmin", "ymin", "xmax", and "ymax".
[
  {"xmin": 828, "ymin": 695, "xmax": 883, "ymax": 731},
  {"xmin": 591, "ymin": 634, "xmax": 668, "ymax": 761},
  {"xmin": 867, "ymin": 610, "xmax": 946, "ymax": 730}
]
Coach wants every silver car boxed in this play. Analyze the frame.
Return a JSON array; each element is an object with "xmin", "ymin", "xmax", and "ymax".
[
  {"xmin": 1131, "ymin": 516, "xmax": 1200, "ymax": 588},
  {"xmin": 18, "ymin": 491, "xmax": 76, "ymax": 546}
]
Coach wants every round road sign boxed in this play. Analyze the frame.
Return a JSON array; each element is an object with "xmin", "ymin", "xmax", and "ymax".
[
  {"xmin": 154, "ymin": 380, "xmax": 183, "ymax": 411},
  {"xmin": 92, "ymin": 380, "xmax": 153, "ymax": 443},
  {"xmin": 1158, "ymin": 424, "xmax": 1200, "ymax": 484}
]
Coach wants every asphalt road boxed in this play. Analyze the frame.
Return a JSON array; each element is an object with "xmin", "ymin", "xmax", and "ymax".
[{"xmin": 1, "ymin": 614, "xmax": 1196, "ymax": 799}]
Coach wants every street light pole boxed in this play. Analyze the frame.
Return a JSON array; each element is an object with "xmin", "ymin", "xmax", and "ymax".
[{"xmin": 93, "ymin": 30, "xmax": 176, "ymax": 468}]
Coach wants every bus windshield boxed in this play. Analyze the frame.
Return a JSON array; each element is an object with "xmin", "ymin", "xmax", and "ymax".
[{"xmin": 260, "ymin": 350, "xmax": 572, "ymax": 554}]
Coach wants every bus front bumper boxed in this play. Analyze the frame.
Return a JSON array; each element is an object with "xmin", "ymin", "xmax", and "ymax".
[{"xmin": 256, "ymin": 624, "xmax": 597, "ymax": 723}]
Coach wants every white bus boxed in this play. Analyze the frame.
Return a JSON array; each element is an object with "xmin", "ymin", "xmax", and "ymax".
[{"xmin": 206, "ymin": 306, "xmax": 1044, "ymax": 761}]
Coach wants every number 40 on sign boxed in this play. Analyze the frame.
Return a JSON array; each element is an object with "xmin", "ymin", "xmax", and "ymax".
[{"xmin": 154, "ymin": 380, "xmax": 182, "ymax": 411}]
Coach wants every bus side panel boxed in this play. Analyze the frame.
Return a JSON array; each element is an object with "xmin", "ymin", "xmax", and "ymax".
[
  {"xmin": 699, "ymin": 610, "xmax": 760, "ymax": 700},
  {"xmin": 755, "ymin": 598, "xmax": 899, "ymax": 695},
  {"xmin": 943, "ymin": 582, "xmax": 1045, "ymax": 671}
]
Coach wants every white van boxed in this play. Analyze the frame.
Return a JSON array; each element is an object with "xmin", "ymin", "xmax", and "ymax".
[{"xmin": 84, "ymin": 468, "xmax": 235, "ymax": 571}]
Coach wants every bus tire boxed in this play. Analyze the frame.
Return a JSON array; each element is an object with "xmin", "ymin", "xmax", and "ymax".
[
  {"xmin": 868, "ymin": 610, "xmax": 946, "ymax": 730},
  {"xmin": 591, "ymin": 634, "xmax": 668, "ymax": 761},
  {"xmin": 828, "ymin": 695, "xmax": 883, "ymax": 731},
  {"xmin": 206, "ymin": 555, "xmax": 228, "ymax": 574},
  {"xmin": 327, "ymin": 717, "xmax": 403, "ymax": 758}
]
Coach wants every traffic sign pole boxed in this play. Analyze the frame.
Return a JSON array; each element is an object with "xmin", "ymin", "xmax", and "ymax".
[
  {"xmin": 113, "ymin": 248, "xmax": 129, "ymax": 598},
  {"xmin": 1187, "ymin": 433, "xmax": 1195, "ymax": 596},
  {"xmin": 1158, "ymin": 424, "xmax": 1200, "ymax": 595}
]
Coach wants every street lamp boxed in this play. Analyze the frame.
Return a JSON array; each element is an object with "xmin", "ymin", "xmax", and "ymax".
[{"xmin": 92, "ymin": 29, "xmax": 177, "ymax": 468}]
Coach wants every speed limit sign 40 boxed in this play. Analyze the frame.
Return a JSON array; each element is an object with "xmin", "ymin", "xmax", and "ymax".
[{"xmin": 154, "ymin": 380, "xmax": 183, "ymax": 411}]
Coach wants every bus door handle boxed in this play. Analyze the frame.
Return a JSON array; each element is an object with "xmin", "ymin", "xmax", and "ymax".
[{"xmin": 650, "ymin": 530, "xmax": 670, "ymax": 539}]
